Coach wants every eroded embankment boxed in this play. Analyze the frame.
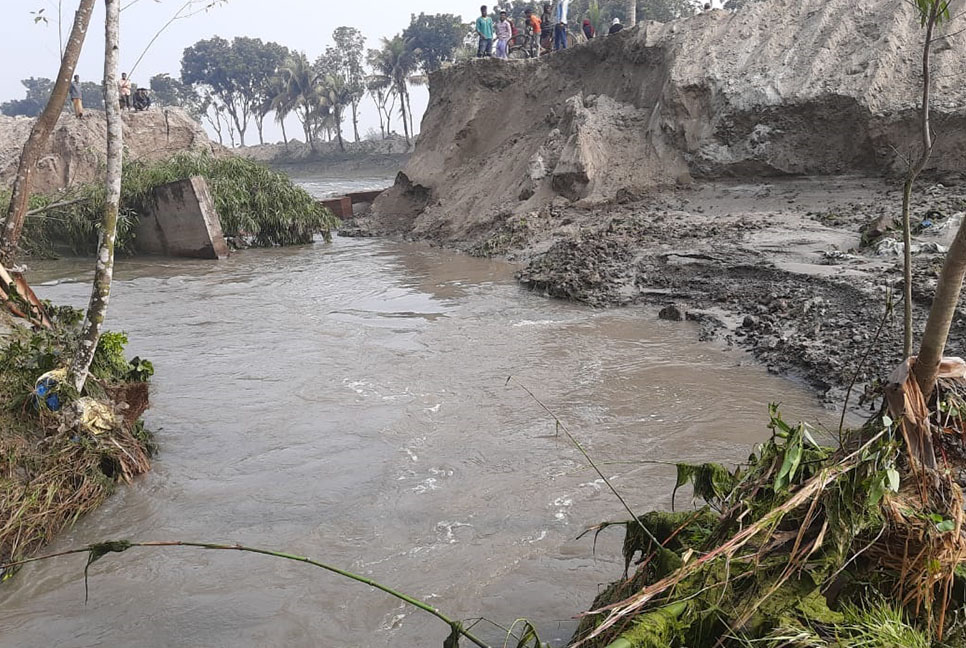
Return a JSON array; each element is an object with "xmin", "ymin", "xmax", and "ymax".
[{"xmin": 352, "ymin": 0, "xmax": 966, "ymax": 397}]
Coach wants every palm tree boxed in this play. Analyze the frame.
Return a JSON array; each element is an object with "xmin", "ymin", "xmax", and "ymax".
[
  {"xmin": 367, "ymin": 36, "xmax": 421, "ymax": 145},
  {"xmin": 277, "ymin": 52, "xmax": 322, "ymax": 147},
  {"xmin": 268, "ymin": 74, "xmax": 294, "ymax": 147},
  {"xmin": 317, "ymin": 72, "xmax": 354, "ymax": 152}
]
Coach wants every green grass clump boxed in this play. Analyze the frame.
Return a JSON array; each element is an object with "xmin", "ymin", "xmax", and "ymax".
[
  {"xmin": 0, "ymin": 308, "xmax": 154, "ymax": 576},
  {"xmin": 7, "ymin": 153, "xmax": 337, "ymax": 256}
]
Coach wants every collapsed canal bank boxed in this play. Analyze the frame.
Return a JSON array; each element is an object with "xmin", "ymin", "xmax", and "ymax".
[
  {"xmin": 349, "ymin": 0, "xmax": 966, "ymax": 402},
  {"xmin": 341, "ymin": 0, "xmax": 966, "ymax": 644}
]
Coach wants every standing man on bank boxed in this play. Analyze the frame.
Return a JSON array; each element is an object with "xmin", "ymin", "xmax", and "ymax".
[
  {"xmin": 494, "ymin": 9, "xmax": 513, "ymax": 59},
  {"xmin": 553, "ymin": 0, "xmax": 569, "ymax": 50},
  {"xmin": 69, "ymin": 75, "xmax": 84, "ymax": 119},
  {"xmin": 476, "ymin": 5, "xmax": 495, "ymax": 58},
  {"xmin": 119, "ymin": 73, "xmax": 132, "ymax": 111}
]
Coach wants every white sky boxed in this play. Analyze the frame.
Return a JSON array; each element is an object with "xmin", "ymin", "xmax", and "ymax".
[
  {"xmin": 0, "ymin": 1, "xmax": 722, "ymax": 145},
  {"xmin": 0, "ymin": 0, "xmax": 488, "ymax": 145}
]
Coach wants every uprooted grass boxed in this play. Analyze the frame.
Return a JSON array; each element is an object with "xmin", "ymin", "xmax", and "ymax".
[
  {"xmin": 0, "ymin": 308, "xmax": 153, "ymax": 578},
  {"xmin": 6, "ymin": 152, "xmax": 338, "ymax": 257},
  {"xmin": 572, "ymin": 398, "xmax": 966, "ymax": 648}
]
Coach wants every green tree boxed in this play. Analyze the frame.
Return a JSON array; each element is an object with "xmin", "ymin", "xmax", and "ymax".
[
  {"xmin": 240, "ymin": 38, "xmax": 289, "ymax": 145},
  {"xmin": 367, "ymin": 36, "xmax": 421, "ymax": 145},
  {"xmin": 402, "ymin": 13, "xmax": 466, "ymax": 72},
  {"xmin": 1, "ymin": 78, "xmax": 55, "ymax": 117},
  {"xmin": 181, "ymin": 36, "xmax": 287, "ymax": 146},
  {"xmin": 329, "ymin": 27, "xmax": 367, "ymax": 142},
  {"xmin": 149, "ymin": 73, "xmax": 201, "ymax": 117},
  {"xmin": 276, "ymin": 51, "xmax": 322, "ymax": 146}
]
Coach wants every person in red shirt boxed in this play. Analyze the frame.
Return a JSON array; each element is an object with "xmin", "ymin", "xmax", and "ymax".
[{"xmin": 525, "ymin": 8, "xmax": 542, "ymax": 57}]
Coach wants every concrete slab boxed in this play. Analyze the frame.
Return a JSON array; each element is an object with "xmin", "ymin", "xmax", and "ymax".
[
  {"xmin": 135, "ymin": 176, "xmax": 229, "ymax": 259},
  {"xmin": 321, "ymin": 196, "xmax": 352, "ymax": 219}
]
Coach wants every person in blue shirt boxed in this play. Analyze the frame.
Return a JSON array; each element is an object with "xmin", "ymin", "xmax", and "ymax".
[
  {"xmin": 553, "ymin": 0, "xmax": 569, "ymax": 51},
  {"xmin": 476, "ymin": 5, "xmax": 495, "ymax": 58}
]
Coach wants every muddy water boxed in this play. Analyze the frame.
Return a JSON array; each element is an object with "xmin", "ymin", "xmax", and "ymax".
[{"xmin": 1, "ymin": 238, "xmax": 845, "ymax": 648}]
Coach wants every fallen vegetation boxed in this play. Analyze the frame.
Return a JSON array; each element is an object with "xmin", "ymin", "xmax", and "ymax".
[
  {"xmin": 3, "ymin": 153, "xmax": 337, "ymax": 257},
  {"xmin": 0, "ymin": 305, "xmax": 153, "ymax": 578},
  {"xmin": 571, "ymin": 382, "xmax": 966, "ymax": 648}
]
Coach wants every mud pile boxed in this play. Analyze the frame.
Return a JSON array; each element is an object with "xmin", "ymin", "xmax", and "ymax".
[
  {"xmin": 369, "ymin": 0, "xmax": 966, "ymax": 243},
  {"xmin": 0, "ymin": 107, "xmax": 217, "ymax": 192}
]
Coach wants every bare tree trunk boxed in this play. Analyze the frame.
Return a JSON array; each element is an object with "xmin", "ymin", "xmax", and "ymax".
[
  {"xmin": 70, "ymin": 0, "xmax": 121, "ymax": 393},
  {"xmin": 280, "ymin": 118, "xmax": 288, "ymax": 146},
  {"xmin": 351, "ymin": 99, "xmax": 361, "ymax": 142},
  {"xmin": 911, "ymin": 3, "xmax": 949, "ymax": 400},
  {"xmin": 335, "ymin": 107, "xmax": 346, "ymax": 152},
  {"xmin": 902, "ymin": 3, "xmax": 939, "ymax": 359},
  {"xmin": 915, "ymin": 219, "xmax": 966, "ymax": 400},
  {"xmin": 0, "ymin": 0, "xmax": 96, "ymax": 265},
  {"xmin": 255, "ymin": 114, "xmax": 265, "ymax": 145},
  {"xmin": 626, "ymin": 0, "xmax": 636, "ymax": 26},
  {"xmin": 405, "ymin": 90, "xmax": 415, "ymax": 140}
]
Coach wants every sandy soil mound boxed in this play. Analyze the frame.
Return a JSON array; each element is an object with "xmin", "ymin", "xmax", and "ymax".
[
  {"xmin": 369, "ymin": 0, "xmax": 966, "ymax": 242},
  {"xmin": 0, "ymin": 107, "xmax": 217, "ymax": 192}
]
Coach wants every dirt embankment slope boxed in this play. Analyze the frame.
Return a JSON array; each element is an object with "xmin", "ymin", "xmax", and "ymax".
[
  {"xmin": 357, "ymin": 0, "xmax": 966, "ymax": 397},
  {"xmin": 0, "ymin": 107, "xmax": 217, "ymax": 193}
]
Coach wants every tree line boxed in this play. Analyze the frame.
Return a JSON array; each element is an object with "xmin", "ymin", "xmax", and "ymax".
[{"xmin": 1, "ymin": 1, "xmax": 759, "ymax": 149}]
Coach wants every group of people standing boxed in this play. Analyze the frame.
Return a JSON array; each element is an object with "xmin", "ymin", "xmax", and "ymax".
[
  {"xmin": 475, "ymin": 2, "xmax": 626, "ymax": 60},
  {"xmin": 67, "ymin": 72, "xmax": 151, "ymax": 119}
]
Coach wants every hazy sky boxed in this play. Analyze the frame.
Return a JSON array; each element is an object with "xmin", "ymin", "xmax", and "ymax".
[{"xmin": 0, "ymin": 0, "xmax": 484, "ymax": 144}]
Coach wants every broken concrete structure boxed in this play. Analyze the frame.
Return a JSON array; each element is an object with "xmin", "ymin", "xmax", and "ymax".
[{"xmin": 135, "ymin": 176, "xmax": 229, "ymax": 259}]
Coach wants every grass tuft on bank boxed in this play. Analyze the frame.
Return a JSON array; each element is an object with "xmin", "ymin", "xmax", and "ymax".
[
  {"xmin": 573, "ymin": 402, "xmax": 966, "ymax": 648},
  {"xmin": 6, "ymin": 153, "xmax": 337, "ymax": 257},
  {"xmin": 0, "ymin": 307, "xmax": 153, "ymax": 578}
]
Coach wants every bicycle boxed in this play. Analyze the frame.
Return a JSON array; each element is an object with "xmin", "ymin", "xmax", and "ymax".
[{"xmin": 507, "ymin": 28, "xmax": 577, "ymax": 59}]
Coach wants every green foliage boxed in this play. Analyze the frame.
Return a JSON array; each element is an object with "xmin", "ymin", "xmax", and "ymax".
[
  {"xmin": 608, "ymin": 601, "xmax": 693, "ymax": 648},
  {"xmin": 181, "ymin": 36, "xmax": 289, "ymax": 146},
  {"xmin": 673, "ymin": 462, "xmax": 738, "ymax": 510},
  {"xmin": 914, "ymin": 0, "xmax": 952, "ymax": 26},
  {"xmin": 149, "ymin": 73, "xmax": 204, "ymax": 119},
  {"xmin": 839, "ymin": 600, "xmax": 930, "ymax": 648},
  {"xmin": 573, "ymin": 408, "xmax": 942, "ymax": 648},
  {"xmin": 1, "ymin": 76, "xmax": 104, "ymax": 117},
  {"xmin": 9, "ymin": 153, "xmax": 337, "ymax": 256},
  {"xmin": 402, "ymin": 13, "xmax": 468, "ymax": 72},
  {"xmin": 567, "ymin": 0, "xmax": 701, "ymax": 26},
  {"xmin": 0, "ymin": 306, "xmax": 150, "ymax": 416}
]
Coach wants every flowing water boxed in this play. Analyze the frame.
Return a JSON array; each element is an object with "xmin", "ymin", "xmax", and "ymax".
[{"xmin": 0, "ymin": 180, "xmax": 848, "ymax": 648}]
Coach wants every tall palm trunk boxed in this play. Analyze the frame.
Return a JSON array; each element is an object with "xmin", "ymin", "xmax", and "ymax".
[
  {"xmin": 0, "ymin": 0, "xmax": 96, "ymax": 265},
  {"xmin": 398, "ymin": 83, "xmax": 411, "ymax": 144},
  {"xmin": 71, "ymin": 0, "xmax": 121, "ymax": 392}
]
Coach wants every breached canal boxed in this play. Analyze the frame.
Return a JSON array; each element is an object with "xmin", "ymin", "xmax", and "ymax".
[{"xmin": 0, "ymin": 236, "xmax": 847, "ymax": 647}]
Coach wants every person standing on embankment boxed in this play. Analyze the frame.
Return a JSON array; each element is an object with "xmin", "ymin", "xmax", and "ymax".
[
  {"xmin": 476, "ymin": 5, "xmax": 495, "ymax": 58},
  {"xmin": 554, "ymin": 0, "xmax": 569, "ymax": 50},
  {"xmin": 69, "ymin": 75, "xmax": 84, "ymax": 119},
  {"xmin": 494, "ymin": 10, "xmax": 513, "ymax": 59},
  {"xmin": 119, "ymin": 73, "xmax": 132, "ymax": 111}
]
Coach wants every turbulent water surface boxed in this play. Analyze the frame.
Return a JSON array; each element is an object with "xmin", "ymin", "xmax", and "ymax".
[{"xmin": 0, "ymin": 180, "xmax": 845, "ymax": 648}]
